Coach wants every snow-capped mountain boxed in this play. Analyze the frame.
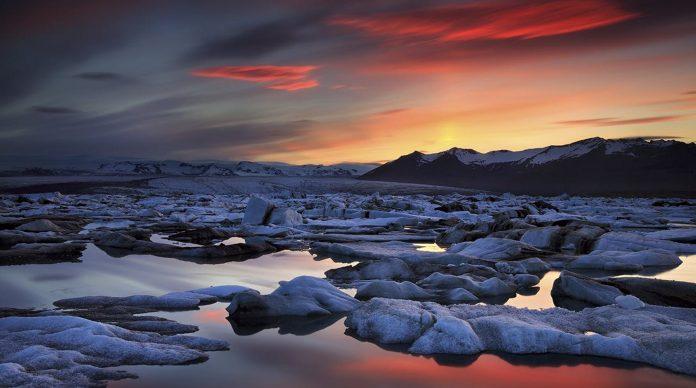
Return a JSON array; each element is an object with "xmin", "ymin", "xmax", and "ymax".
[
  {"xmin": 361, "ymin": 137, "xmax": 696, "ymax": 196},
  {"xmin": 95, "ymin": 160, "xmax": 377, "ymax": 177},
  {"xmin": 96, "ymin": 161, "xmax": 234, "ymax": 176},
  {"xmin": 417, "ymin": 137, "xmax": 677, "ymax": 166}
]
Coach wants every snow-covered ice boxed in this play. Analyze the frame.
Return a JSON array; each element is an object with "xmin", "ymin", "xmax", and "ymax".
[
  {"xmin": 227, "ymin": 276, "xmax": 360, "ymax": 318},
  {"xmin": 0, "ymin": 315, "xmax": 228, "ymax": 386},
  {"xmin": 346, "ymin": 298, "xmax": 696, "ymax": 375},
  {"xmin": 0, "ymin": 179, "xmax": 695, "ymax": 381}
]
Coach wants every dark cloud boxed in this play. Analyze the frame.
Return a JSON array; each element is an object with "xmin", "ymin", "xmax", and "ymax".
[
  {"xmin": 73, "ymin": 72, "xmax": 126, "ymax": 82},
  {"xmin": 1, "ymin": 35, "xmax": 127, "ymax": 107},
  {"xmin": 31, "ymin": 106, "xmax": 81, "ymax": 114},
  {"xmin": 166, "ymin": 120, "xmax": 316, "ymax": 152},
  {"xmin": 0, "ymin": 94, "xmax": 322, "ymax": 160},
  {"xmin": 0, "ymin": 1, "xmax": 148, "ymax": 105},
  {"xmin": 188, "ymin": 17, "xmax": 320, "ymax": 61},
  {"xmin": 183, "ymin": 3, "xmax": 380, "ymax": 62},
  {"xmin": 557, "ymin": 115, "xmax": 683, "ymax": 127}
]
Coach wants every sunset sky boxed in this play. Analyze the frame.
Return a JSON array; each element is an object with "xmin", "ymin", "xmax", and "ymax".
[{"xmin": 1, "ymin": 0, "xmax": 695, "ymax": 165}]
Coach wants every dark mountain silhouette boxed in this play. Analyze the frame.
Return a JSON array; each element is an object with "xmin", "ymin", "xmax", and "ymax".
[{"xmin": 360, "ymin": 138, "xmax": 696, "ymax": 197}]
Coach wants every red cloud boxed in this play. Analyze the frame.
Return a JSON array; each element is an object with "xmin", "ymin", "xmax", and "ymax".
[
  {"xmin": 331, "ymin": 0, "xmax": 638, "ymax": 42},
  {"xmin": 191, "ymin": 65, "xmax": 318, "ymax": 91}
]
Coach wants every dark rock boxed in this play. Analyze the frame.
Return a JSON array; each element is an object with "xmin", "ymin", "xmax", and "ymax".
[
  {"xmin": 551, "ymin": 271, "xmax": 622, "ymax": 309},
  {"xmin": 652, "ymin": 200, "xmax": 692, "ymax": 207},
  {"xmin": 0, "ymin": 242, "xmax": 86, "ymax": 265},
  {"xmin": 94, "ymin": 231, "xmax": 276, "ymax": 263},
  {"xmin": 0, "ymin": 230, "xmax": 66, "ymax": 249},
  {"xmin": 530, "ymin": 200, "xmax": 559, "ymax": 212},
  {"xmin": 601, "ymin": 277, "xmax": 696, "ymax": 308},
  {"xmin": 168, "ymin": 227, "xmax": 227, "ymax": 245},
  {"xmin": 434, "ymin": 202, "xmax": 468, "ymax": 212}
]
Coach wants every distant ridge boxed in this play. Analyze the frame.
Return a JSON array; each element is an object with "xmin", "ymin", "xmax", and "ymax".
[
  {"xmin": 360, "ymin": 137, "xmax": 696, "ymax": 196},
  {"xmin": 0, "ymin": 160, "xmax": 378, "ymax": 178},
  {"xmin": 95, "ymin": 160, "xmax": 378, "ymax": 177}
]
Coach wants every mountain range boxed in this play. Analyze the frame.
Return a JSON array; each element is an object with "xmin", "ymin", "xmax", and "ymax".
[
  {"xmin": 360, "ymin": 137, "xmax": 696, "ymax": 196},
  {"xmin": 3, "ymin": 160, "xmax": 378, "ymax": 178}
]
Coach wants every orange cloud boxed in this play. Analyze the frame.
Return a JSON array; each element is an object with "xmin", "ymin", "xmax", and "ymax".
[
  {"xmin": 191, "ymin": 65, "xmax": 318, "ymax": 91},
  {"xmin": 331, "ymin": 0, "xmax": 638, "ymax": 43},
  {"xmin": 372, "ymin": 108, "xmax": 411, "ymax": 117},
  {"xmin": 266, "ymin": 79, "xmax": 319, "ymax": 91}
]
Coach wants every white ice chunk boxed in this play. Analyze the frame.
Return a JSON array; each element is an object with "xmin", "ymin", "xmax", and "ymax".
[
  {"xmin": 227, "ymin": 276, "xmax": 360, "ymax": 317},
  {"xmin": 242, "ymin": 196, "xmax": 275, "ymax": 225}
]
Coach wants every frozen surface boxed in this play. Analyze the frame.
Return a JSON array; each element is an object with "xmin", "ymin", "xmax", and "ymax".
[
  {"xmin": 0, "ymin": 315, "xmax": 228, "ymax": 386},
  {"xmin": 0, "ymin": 180, "xmax": 695, "ymax": 385}
]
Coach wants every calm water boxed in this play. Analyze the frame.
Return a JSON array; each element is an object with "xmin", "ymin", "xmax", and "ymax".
[{"xmin": 1, "ymin": 245, "xmax": 695, "ymax": 387}]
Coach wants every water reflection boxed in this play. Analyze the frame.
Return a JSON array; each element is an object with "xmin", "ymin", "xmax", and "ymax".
[
  {"xmin": 504, "ymin": 254, "xmax": 696, "ymax": 310},
  {"xmin": 0, "ymin": 244, "xmax": 345, "ymax": 309},
  {"xmin": 505, "ymin": 271, "xmax": 559, "ymax": 309},
  {"xmin": 628, "ymin": 254, "xmax": 696, "ymax": 283},
  {"xmin": 150, "ymin": 233, "xmax": 202, "ymax": 248},
  {"xmin": 228, "ymin": 313, "xmax": 345, "ymax": 336},
  {"xmin": 414, "ymin": 243, "xmax": 446, "ymax": 252},
  {"xmin": 3, "ymin": 247, "xmax": 696, "ymax": 387},
  {"xmin": 221, "ymin": 236, "xmax": 246, "ymax": 245},
  {"xmin": 111, "ymin": 304, "xmax": 696, "ymax": 388}
]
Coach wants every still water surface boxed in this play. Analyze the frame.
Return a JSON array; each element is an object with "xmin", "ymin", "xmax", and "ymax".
[{"xmin": 1, "ymin": 246, "xmax": 695, "ymax": 387}]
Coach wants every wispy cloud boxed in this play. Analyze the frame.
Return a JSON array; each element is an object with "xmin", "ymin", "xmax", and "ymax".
[
  {"xmin": 265, "ymin": 79, "xmax": 319, "ymax": 91},
  {"xmin": 372, "ymin": 108, "xmax": 410, "ymax": 117},
  {"xmin": 191, "ymin": 65, "xmax": 319, "ymax": 91},
  {"xmin": 31, "ymin": 106, "xmax": 81, "ymax": 114},
  {"xmin": 73, "ymin": 72, "xmax": 126, "ymax": 82},
  {"xmin": 557, "ymin": 115, "xmax": 682, "ymax": 127},
  {"xmin": 331, "ymin": 0, "xmax": 638, "ymax": 43}
]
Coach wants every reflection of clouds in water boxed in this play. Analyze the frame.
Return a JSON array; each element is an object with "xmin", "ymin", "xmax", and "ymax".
[
  {"xmin": 328, "ymin": 353, "xmax": 666, "ymax": 387},
  {"xmin": 608, "ymin": 254, "xmax": 696, "ymax": 285},
  {"xmin": 505, "ymin": 271, "xmax": 558, "ymax": 310},
  {"xmin": 194, "ymin": 308, "xmax": 228, "ymax": 324},
  {"xmin": 506, "ymin": 254, "xmax": 696, "ymax": 310},
  {"xmin": 647, "ymin": 254, "xmax": 696, "ymax": 283},
  {"xmin": 135, "ymin": 305, "xmax": 693, "ymax": 388},
  {"xmin": 149, "ymin": 234, "xmax": 202, "ymax": 248},
  {"xmin": 30, "ymin": 272, "xmax": 79, "ymax": 282},
  {"xmin": 413, "ymin": 243, "xmax": 445, "ymax": 252},
  {"xmin": 221, "ymin": 236, "xmax": 245, "ymax": 245},
  {"xmin": 4, "ymin": 245, "xmax": 696, "ymax": 386},
  {"xmin": 0, "ymin": 244, "xmax": 345, "ymax": 309}
]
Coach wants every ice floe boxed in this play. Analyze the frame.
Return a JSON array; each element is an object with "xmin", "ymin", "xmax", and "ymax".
[
  {"xmin": 227, "ymin": 276, "xmax": 360, "ymax": 318},
  {"xmin": 346, "ymin": 298, "xmax": 696, "ymax": 375},
  {"xmin": 0, "ymin": 315, "xmax": 228, "ymax": 386}
]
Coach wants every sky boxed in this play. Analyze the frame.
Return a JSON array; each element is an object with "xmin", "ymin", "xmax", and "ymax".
[{"xmin": 0, "ymin": 0, "xmax": 695, "ymax": 166}]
